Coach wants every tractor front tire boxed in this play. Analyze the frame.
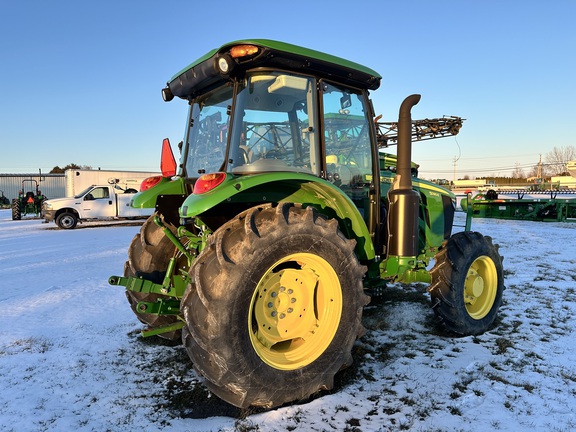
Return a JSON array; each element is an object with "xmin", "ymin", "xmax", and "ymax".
[
  {"xmin": 429, "ymin": 231, "xmax": 504, "ymax": 335},
  {"xmin": 181, "ymin": 203, "xmax": 369, "ymax": 409},
  {"xmin": 124, "ymin": 213, "xmax": 181, "ymax": 341}
]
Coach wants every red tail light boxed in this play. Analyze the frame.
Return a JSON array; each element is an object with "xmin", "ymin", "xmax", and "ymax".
[
  {"xmin": 140, "ymin": 176, "xmax": 163, "ymax": 191},
  {"xmin": 193, "ymin": 173, "xmax": 226, "ymax": 194}
]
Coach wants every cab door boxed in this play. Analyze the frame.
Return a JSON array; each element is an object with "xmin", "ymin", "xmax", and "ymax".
[
  {"xmin": 320, "ymin": 81, "xmax": 379, "ymax": 239},
  {"xmin": 81, "ymin": 187, "xmax": 116, "ymax": 218}
]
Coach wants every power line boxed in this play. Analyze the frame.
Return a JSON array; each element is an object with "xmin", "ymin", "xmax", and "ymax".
[{"xmin": 420, "ymin": 161, "xmax": 559, "ymax": 175}]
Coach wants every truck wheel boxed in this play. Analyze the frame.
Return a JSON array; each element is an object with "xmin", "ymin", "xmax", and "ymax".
[
  {"xmin": 124, "ymin": 213, "xmax": 181, "ymax": 341},
  {"xmin": 181, "ymin": 203, "xmax": 369, "ymax": 408},
  {"xmin": 11, "ymin": 200, "xmax": 21, "ymax": 220},
  {"xmin": 429, "ymin": 231, "xmax": 504, "ymax": 335},
  {"xmin": 56, "ymin": 212, "xmax": 78, "ymax": 229}
]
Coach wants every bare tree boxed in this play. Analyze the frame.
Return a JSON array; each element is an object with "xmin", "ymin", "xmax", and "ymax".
[
  {"xmin": 512, "ymin": 163, "xmax": 525, "ymax": 179},
  {"xmin": 49, "ymin": 163, "xmax": 92, "ymax": 174},
  {"xmin": 545, "ymin": 146, "xmax": 576, "ymax": 175}
]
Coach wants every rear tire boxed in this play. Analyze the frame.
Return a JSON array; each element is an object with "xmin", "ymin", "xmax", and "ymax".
[
  {"xmin": 124, "ymin": 212, "xmax": 181, "ymax": 341},
  {"xmin": 429, "ymin": 231, "xmax": 504, "ymax": 335},
  {"xmin": 11, "ymin": 199, "xmax": 21, "ymax": 220},
  {"xmin": 181, "ymin": 203, "xmax": 369, "ymax": 408}
]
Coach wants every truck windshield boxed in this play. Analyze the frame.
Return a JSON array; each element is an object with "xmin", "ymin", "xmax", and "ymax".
[
  {"xmin": 184, "ymin": 84, "xmax": 233, "ymax": 176},
  {"xmin": 74, "ymin": 186, "xmax": 94, "ymax": 199}
]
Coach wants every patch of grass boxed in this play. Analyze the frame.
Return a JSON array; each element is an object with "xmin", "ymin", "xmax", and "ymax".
[
  {"xmin": 373, "ymin": 342, "xmax": 397, "ymax": 363},
  {"xmin": 399, "ymin": 396, "xmax": 416, "ymax": 406},
  {"xmin": 346, "ymin": 417, "xmax": 361, "ymax": 427},
  {"xmin": 486, "ymin": 372, "xmax": 511, "ymax": 386},
  {"xmin": 2, "ymin": 337, "xmax": 53, "ymax": 355},
  {"xmin": 287, "ymin": 408, "xmax": 304, "ymax": 424},
  {"xmin": 561, "ymin": 369, "xmax": 576, "ymax": 383},
  {"xmin": 495, "ymin": 337, "xmax": 514, "ymax": 354},
  {"xmin": 234, "ymin": 419, "xmax": 260, "ymax": 431},
  {"xmin": 383, "ymin": 406, "xmax": 401, "ymax": 415},
  {"xmin": 448, "ymin": 406, "xmax": 462, "ymax": 415},
  {"xmin": 453, "ymin": 375, "xmax": 474, "ymax": 393},
  {"xmin": 521, "ymin": 383, "xmax": 536, "ymax": 393}
]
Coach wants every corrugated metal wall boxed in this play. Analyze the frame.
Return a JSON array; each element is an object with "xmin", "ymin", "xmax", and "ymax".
[{"xmin": 0, "ymin": 174, "xmax": 66, "ymax": 201}]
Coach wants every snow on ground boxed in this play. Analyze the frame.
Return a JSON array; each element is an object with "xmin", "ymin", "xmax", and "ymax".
[{"xmin": 1, "ymin": 209, "xmax": 576, "ymax": 432}]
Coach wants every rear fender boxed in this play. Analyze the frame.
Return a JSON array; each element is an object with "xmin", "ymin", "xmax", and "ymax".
[
  {"xmin": 181, "ymin": 173, "xmax": 375, "ymax": 261},
  {"xmin": 131, "ymin": 177, "xmax": 187, "ymax": 209}
]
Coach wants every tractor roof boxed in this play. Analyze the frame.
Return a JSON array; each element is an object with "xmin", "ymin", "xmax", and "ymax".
[{"xmin": 165, "ymin": 39, "xmax": 382, "ymax": 100}]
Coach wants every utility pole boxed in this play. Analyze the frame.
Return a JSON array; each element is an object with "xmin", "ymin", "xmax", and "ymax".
[{"xmin": 537, "ymin": 154, "xmax": 542, "ymax": 181}]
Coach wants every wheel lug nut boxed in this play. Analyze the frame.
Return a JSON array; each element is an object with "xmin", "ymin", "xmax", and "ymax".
[
  {"xmin": 271, "ymin": 292, "xmax": 277, "ymax": 298},
  {"xmin": 287, "ymin": 289, "xmax": 293, "ymax": 294},
  {"xmin": 291, "ymin": 298, "xmax": 296, "ymax": 303},
  {"xmin": 287, "ymin": 308, "xmax": 293, "ymax": 313},
  {"xmin": 271, "ymin": 311, "xmax": 277, "ymax": 317},
  {"xmin": 267, "ymin": 302, "xmax": 273, "ymax": 308},
  {"xmin": 279, "ymin": 313, "xmax": 286, "ymax": 319}
]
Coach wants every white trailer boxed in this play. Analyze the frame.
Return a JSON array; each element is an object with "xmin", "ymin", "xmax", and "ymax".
[
  {"xmin": 452, "ymin": 179, "xmax": 494, "ymax": 189},
  {"xmin": 64, "ymin": 169, "xmax": 160, "ymax": 197}
]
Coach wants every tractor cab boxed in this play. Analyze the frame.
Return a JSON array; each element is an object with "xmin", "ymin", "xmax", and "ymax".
[{"xmin": 150, "ymin": 40, "xmax": 383, "ymax": 252}]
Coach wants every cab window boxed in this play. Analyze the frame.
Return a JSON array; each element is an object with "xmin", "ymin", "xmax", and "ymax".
[
  {"xmin": 229, "ymin": 72, "xmax": 319, "ymax": 175},
  {"xmin": 321, "ymin": 82, "xmax": 373, "ymax": 218}
]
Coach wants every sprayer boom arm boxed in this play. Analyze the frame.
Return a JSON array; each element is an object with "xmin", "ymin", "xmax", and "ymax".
[{"xmin": 376, "ymin": 116, "xmax": 464, "ymax": 148}]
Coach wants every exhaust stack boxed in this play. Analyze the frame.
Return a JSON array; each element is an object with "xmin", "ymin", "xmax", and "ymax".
[{"xmin": 387, "ymin": 94, "xmax": 421, "ymax": 258}]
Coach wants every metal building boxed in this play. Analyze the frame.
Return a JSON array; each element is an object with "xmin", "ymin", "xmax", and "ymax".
[{"xmin": 0, "ymin": 173, "xmax": 66, "ymax": 202}]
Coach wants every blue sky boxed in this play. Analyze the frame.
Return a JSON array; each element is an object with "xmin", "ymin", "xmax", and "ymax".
[{"xmin": 1, "ymin": 0, "xmax": 574, "ymax": 179}]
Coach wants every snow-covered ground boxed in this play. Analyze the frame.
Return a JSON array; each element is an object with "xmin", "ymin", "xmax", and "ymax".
[{"xmin": 1, "ymin": 209, "xmax": 576, "ymax": 432}]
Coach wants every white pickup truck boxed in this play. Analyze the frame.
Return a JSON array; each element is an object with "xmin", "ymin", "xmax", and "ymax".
[{"xmin": 42, "ymin": 183, "xmax": 153, "ymax": 229}]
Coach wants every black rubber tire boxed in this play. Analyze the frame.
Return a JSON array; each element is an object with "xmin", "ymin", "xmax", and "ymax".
[
  {"xmin": 181, "ymin": 203, "xmax": 369, "ymax": 409},
  {"xmin": 11, "ymin": 199, "xmax": 21, "ymax": 220},
  {"xmin": 56, "ymin": 212, "xmax": 78, "ymax": 229},
  {"xmin": 485, "ymin": 189, "xmax": 498, "ymax": 200},
  {"xmin": 124, "ymin": 212, "xmax": 181, "ymax": 341},
  {"xmin": 429, "ymin": 231, "xmax": 504, "ymax": 335}
]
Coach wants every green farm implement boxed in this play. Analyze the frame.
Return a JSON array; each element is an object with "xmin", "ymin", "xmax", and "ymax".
[
  {"xmin": 462, "ymin": 189, "xmax": 576, "ymax": 222},
  {"xmin": 0, "ymin": 190, "xmax": 10, "ymax": 209}
]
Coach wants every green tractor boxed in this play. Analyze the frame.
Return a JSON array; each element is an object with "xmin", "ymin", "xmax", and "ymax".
[
  {"xmin": 12, "ymin": 180, "xmax": 46, "ymax": 220},
  {"xmin": 109, "ymin": 40, "xmax": 504, "ymax": 409},
  {"xmin": 0, "ymin": 190, "xmax": 10, "ymax": 209}
]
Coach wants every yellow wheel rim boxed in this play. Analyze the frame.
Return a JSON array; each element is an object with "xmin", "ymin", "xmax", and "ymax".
[
  {"xmin": 249, "ymin": 253, "xmax": 342, "ymax": 370},
  {"xmin": 464, "ymin": 255, "xmax": 498, "ymax": 319}
]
